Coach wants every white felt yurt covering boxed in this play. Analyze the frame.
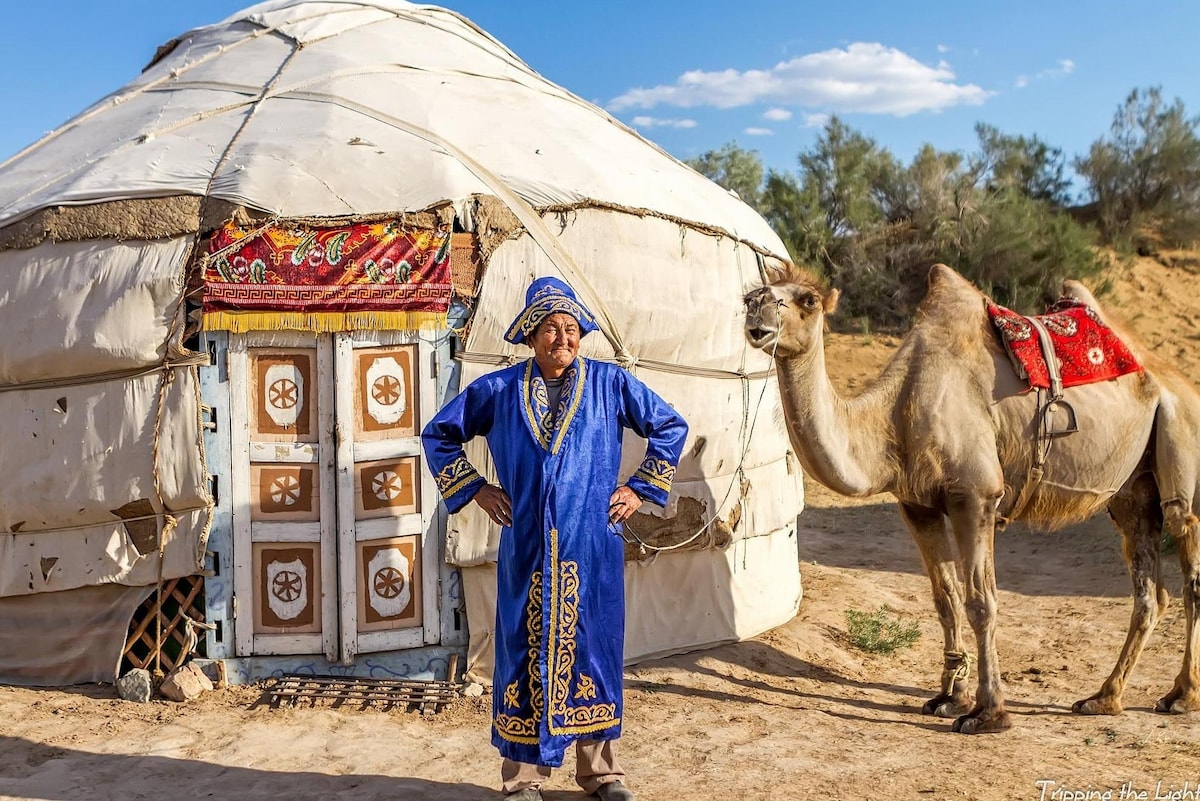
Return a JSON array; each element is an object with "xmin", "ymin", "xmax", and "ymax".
[{"xmin": 0, "ymin": 0, "xmax": 803, "ymax": 685}]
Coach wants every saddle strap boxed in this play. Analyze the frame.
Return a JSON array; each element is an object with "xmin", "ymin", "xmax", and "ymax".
[
  {"xmin": 998, "ymin": 387, "xmax": 1069, "ymax": 527},
  {"xmin": 1026, "ymin": 316, "xmax": 1063, "ymax": 401}
]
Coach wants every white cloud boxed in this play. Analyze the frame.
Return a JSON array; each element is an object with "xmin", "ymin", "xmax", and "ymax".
[
  {"xmin": 763, "ymin": 107, "xmax": 793, "ymax": 121},
  {"xmin": 1014, "ymin": 58, "xmax": 1075, "ymax": 90},
  {"xmin": 802, "ymin": 112, "xmax": 831, "ymax": 128},
  {"xmin": 937, "ymin": 44, "xmax": 951, "ymax": 54},
  {"xmin": 630, "ymin": 115, "xmax": 699, "ymax": 129},
  {"xmin": 743, "ymin": 127, "xmax": 774, "ymax": 136},
  {"xmin": 607, "ymin": 42, "xmax": 991, "ymax": 116}
]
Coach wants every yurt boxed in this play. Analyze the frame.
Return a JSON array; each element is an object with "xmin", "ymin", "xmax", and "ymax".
[{"xmin": 0, "ymin": 0, "xmax": 803, "ymax": 686}]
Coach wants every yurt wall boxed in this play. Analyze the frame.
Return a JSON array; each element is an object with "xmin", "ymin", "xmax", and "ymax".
[{"xmin": 0, "ymin": 229, "xmax": 211, "ymax": 684}]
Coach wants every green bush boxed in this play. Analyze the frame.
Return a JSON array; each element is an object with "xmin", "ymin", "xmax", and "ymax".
[
  {"xmin": 844, "ymin": 606, "xmax": 921, "ymax": 654},
  {"xmin": 1075, "ymin": 87, "xmax": 1200, "ymax": 251},
  {"xmin": 688, "ymin": 98, "xmax": 1181, "ymax": 332}
]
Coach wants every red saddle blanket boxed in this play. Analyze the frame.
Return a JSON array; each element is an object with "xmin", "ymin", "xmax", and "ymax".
[{"xmin": 986, "ymin": 299, "xmax": 1142, "ymax": 391}]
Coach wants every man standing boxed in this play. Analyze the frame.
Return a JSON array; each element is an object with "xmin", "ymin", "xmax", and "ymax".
[{"xmin": 422, "ymin": 277, "xmax": 688, "ymax": 801}]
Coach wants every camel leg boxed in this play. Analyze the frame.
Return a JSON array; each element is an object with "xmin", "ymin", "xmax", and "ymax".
[
  {"xmin": 1074, "ymin": 469, "xmax": 1165, "ymax": 715},
  {"xmin": 1157, "ymin": 500, "xmax": 1200, "ymax": 712},
  {"xmin": 899, "ymin": 502, "xmax": 973, "ymax": 717},
  {"xmin": 945, "ymin": 491, "xmax": 1011, "ymax": 734}
]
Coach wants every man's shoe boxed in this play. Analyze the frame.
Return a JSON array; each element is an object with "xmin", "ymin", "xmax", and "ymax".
[
  {"xmin": 503, "ymin": 789, "xmax": 543, "ymax": 801},
  {"xmin": 595, "ymin": 780, "xmax": 635, "ymax": 801}
]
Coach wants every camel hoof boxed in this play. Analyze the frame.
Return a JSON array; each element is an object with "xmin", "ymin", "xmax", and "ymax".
[
  {"xmin": 951, "ymin": 709, "xmax": 1012, "ymax": 734},
  {"xmin": 922, "ymin": 694, "xmax": 971, "ymax": 718},
  {"xmin": 1072, "ymin": 696, "xmax": 1122, "ymax": 716},
  {"xmin": 1155, "ymin": 693, "xmax": 1200, "ymax": 714}
]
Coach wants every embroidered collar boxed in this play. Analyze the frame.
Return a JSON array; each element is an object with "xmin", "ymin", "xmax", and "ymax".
[{"xmin": 521, "ymin": 358, "xmax": 587, "ymax": 454}]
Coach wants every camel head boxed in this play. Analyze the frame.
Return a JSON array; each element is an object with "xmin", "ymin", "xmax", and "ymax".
[{"xmin": 743, "ymin": 264, "xmax": 840, "ymax": 359}]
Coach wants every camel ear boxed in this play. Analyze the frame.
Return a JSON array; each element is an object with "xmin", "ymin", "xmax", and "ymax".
[{"xmin": 823, "ymin": 288, "xmax": 840, "ymax": 315}]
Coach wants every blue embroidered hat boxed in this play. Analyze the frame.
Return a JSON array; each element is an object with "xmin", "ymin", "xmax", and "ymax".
[{"xmin": 503, "ymin": 277, "xmax": 599, "ymax": 345}]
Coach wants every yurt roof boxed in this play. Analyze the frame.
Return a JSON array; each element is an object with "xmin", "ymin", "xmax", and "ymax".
[{"xmin": 0, "ymin": 0, "xmax": 787, "ymax": 259}]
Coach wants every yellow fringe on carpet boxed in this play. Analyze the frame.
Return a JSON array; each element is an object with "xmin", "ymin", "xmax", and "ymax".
[{"xmin": 202, "ymin": 310, "xmax": 448, "ymax": 333}]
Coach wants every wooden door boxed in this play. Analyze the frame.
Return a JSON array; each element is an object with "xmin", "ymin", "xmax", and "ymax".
[{"xmin": 229, "ymin": 331, "xmax": 438, "ymax": 662}]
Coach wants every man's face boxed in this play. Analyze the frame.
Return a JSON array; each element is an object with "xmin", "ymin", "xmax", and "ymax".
[{"xmin": 530, "ymin": 312, "xmax": 580, "ymax": 377}]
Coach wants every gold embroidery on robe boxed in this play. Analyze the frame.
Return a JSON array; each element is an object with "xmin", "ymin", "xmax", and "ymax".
[
  {"xmin": 494, "ymin": 570, "xmax": 544, "ymax": 743},
  {"xmin": 633, "ymin": 455, "xmax": 676, "ymax": 492},
  {"xmin": 574, "ymin": 674, "xmax": 598, "ymax": 700},
  {"xmin": 435, "ymin": 455, "xmax": 482, "ymax": 499},
  {"xmin": 547, "ymin": 530, "xmax": 618, "ymax": 736},
  {"xmin": 520, "ymin": 359, "xmax": 587, "ymax": 454},
  {"xmin": 494, "ymin": 530, "xmax": 619, "ymax": 744}
]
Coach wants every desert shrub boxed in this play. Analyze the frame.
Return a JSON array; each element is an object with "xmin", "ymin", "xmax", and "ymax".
[
  {"xmin": 972, "ymin": 122, "xmax": 1072, "ymax": 207},
  {"xmin": 1075, "ymin": 87, "xmax": 1200, "ymax": 251},
  {"xmin": 691, "ymin": 117, "xmax": 1112, "ymax": 331},
  {"xmin": 821, "ymin": 177, "xmax": 1104, "ymax": 328},
  {"xmin": 950, "ymin": 190, "xmax": 1107, "ymax": 313},
  {"xmin": 844, "ymin": 606, "xmax": 921, "ymax": 654},
  {"xmin": 782, "ymin": 120, "xmax": 1102, "ymax": 329}
]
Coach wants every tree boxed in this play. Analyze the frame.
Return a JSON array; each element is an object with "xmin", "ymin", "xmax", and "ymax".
[
  {"xmin": 685, "ymin": 142, "xmax": 765, "ymax": 210},
  {"xmin": 972, "ymin": 123, "xmax": 1072, "ymax": 207},
  {"xmin": 763, "ymin": 118, "xmax": 1103, "ymax": 329},
  {"xmin": 1075, "ymin": 86, "xmax": 1200, "ymax": 248},
  {"xmin": 797, "ymin": 117, "xmax": 887, "ymax": 238}
]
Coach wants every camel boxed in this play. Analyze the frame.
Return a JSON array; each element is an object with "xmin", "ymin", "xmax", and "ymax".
[{"xmin": 743, "ymin": 261, "xmax": 1200, "ymax": 733}]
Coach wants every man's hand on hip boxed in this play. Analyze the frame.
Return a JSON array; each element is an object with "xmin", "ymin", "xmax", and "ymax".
[
  {"xmin": 473, "ymin": 484, "xmax": 512, "ymax": 527},
  {"xmin": 608, "ymin": 485, "xmax": 642, "ymax": 524}
]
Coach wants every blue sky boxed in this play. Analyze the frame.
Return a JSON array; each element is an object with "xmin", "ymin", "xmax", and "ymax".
[{"xmin": 2, "ymin": 1, "xmax": 1198, "ymax": 196}]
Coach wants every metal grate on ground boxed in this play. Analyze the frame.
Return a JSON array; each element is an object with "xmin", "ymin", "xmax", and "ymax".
[{"xmin": 267, "ymin": 662, "xmax": 460, "ymax": 715}]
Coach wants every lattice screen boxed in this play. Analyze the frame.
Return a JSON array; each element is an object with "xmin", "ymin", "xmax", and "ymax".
[{"xmin": 123, "ymin": 575, "xmax": 207, "ymax": 676}]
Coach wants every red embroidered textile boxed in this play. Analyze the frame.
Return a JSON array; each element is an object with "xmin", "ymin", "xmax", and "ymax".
[
  {"xmin": 986, "ymin": 299, "xmax": 1142, "ymax": 391},
  {"xmin": 202, "ymin": 219, "xmax": 453, "ymax": 332}
]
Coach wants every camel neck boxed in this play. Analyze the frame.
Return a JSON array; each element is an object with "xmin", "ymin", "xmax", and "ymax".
[{"xmin": 774, "ymin": 344, "xmax": 897, "ymax": 497}]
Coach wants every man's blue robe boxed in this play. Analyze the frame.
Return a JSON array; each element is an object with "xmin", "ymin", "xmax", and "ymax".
[{"xmin": 422, "ymin": 356, "xmax": 688, "ymax": 766}]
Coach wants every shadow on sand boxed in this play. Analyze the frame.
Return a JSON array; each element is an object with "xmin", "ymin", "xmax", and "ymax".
[
  {"xmin": 0, "ymin": 735, "xmax": 498, "ymax": 801},
  {"xmin": 632, "ymin": 637, "xmax": 1089, "ymax": 734},
  {"xmin": 797, "ymin": 501, "xmax": 1140, "ymax": 598}
]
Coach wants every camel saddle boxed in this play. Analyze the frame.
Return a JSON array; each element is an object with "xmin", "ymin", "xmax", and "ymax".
[
  {"xmin": 987, "ymin": 298, "xmax": 1144, "ymax": 525},
  {"xmin": 987, "ymin": 298, "xmax": 1142, "ymax": 397}
]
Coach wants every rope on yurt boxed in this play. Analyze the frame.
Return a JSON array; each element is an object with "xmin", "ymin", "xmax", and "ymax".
[
  {"xmin": 134, "ymin": 225, "xmax": 205, "ymax": 682},
  {"xmin": 452, "ymin": 341, "xmax": 784, "ymax": 555},
  {"xmin": 618, "ymin": 294, "xmax": 784, "ymax": 556},
  {"xmin": 453, "ymin": 350, "xmax": 775, "ymax": 382},
  {"xmin": 0, "ymin": 354, "xmax": 211, "ymax": 394},
  {"xmin": 266, "ymin": 88, "xmax": 637, "ymax": 363},
  {"xmin": 538, "ymin": 199, "xmax": 784, "ymax": 263},
  {"xmin": 3, "ymin": 504, "xmax": 210, "ymax": 536}
]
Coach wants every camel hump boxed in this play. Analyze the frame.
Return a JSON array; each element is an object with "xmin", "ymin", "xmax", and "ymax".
[
  {"xmin": 1061, "ymin": 278, "xmax": 1127, "ymax": 330},
  {"xmin": 926, "ymin": 263, "xmax": 982, "ymax": 298},
  {"xmin": 917, "ymin": 264, "xmax": 986, "ymax": 323},
  {"xmin": 1061, "ymin": 278, "xmax": 1147, "ymax": 363},
  {"xmin": 1061, "ymin": 279, "xmax": 1102, "ymax": 311}
]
